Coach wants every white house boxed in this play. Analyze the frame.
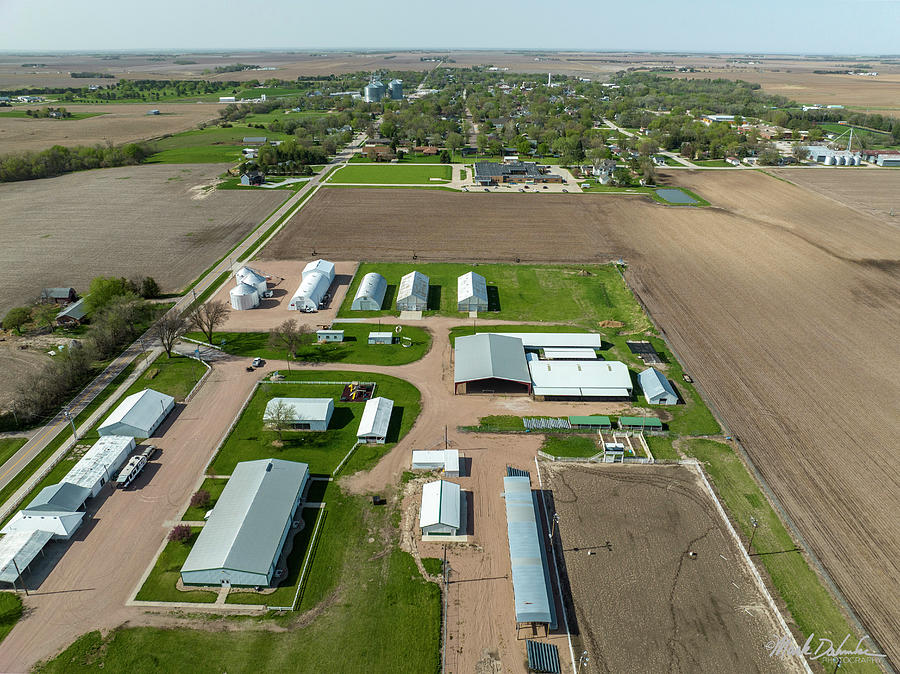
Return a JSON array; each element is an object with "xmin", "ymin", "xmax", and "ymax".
[
  {"xmin": 98, "ymin": 389, "xmax": 174, "ymax": 438},
  {"xmin": 356, "ymin": 397, "xmax": 394, "ymax": 444},
  {"xmin": 0, "ymin": 482, "xmax": 91, "ymax": 540},
  {"xmin": 420, "ymin": 480, "xmax": 461, "ymax": 536},
  {"xmin": 264, "ymin": 398, "xmax": 334, "ymax": 431}
]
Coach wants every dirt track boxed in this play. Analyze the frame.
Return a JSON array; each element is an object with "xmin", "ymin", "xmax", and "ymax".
[
  {"xmin": 0, "ymin": 164, "xmax": 286, "ymax": 313},
  {"xmin": 543, "ymin": 463, "xmax": 805, "ymax": 673},
  {"xmin": 263, "ymin": 177, "xmax": 900, "ymax": 664}
]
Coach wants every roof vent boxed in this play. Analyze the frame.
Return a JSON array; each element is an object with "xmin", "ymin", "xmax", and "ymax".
[{"xmin": 266, "ymin": 462, "xmax": 273, "ymax": 472}]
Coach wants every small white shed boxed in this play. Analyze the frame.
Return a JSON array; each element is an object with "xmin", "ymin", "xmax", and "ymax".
[
  {"xmin": 356, "ymin": 397, "xmax": 394, "ymax": 444},
  {"xmin": 264, "ymin": 398, "xmax": 334, "ymax": 431},
  {"xmin": 316, "ymin": 329, "xmax": 344, "ymax": 343},
  {"xmin": 368, "ymin": 332, "xmax": 393, "ymax": 345},
  {"xmin": 411, "ymin": 449, "xmax": 460, "ymax": 477},
  {"xmin": 639, "ymin": 367, "xmax": 679, "ymax": 405},
  {"xmin": 420, "ymin": 480, "xmax": 461, "ymax": 536}
]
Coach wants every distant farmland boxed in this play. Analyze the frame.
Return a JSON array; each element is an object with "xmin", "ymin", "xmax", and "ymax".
[{"xmin": 0, "ymin": 164, "xmax": 286, "ymax": 313}]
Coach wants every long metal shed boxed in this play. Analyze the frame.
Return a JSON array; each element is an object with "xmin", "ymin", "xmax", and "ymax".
[
  {"xmin": 66, "ymin": 435, "xmax": 136, "ymax": 497},
  {"xmin": 181, "ymin": 458, "xmax": 309, "ymax": 587},
  {"xmin": 503, "ymin": 475, "xmax": 555, "ymax": 627},
  {"xmin": 396, "ymin": 271, "xmax": 429, "ymax": 311},
  {"xmin": 453, "ymin": 333, "xmax": 531, "ymax": 394},
  {"xmin": 356, "ymin": 396, "xmax": 394, "ymax": 444},
  {"xmin": 0, "ymin": 530, "xmax": 54, "ymax": 585},
  {"xmin": 98, "ymin": 389, "xmax": 174, "ymax": 438},
  {"xmin": 351, "ymin": 272, "xmax": 387, "ymax": 310}
]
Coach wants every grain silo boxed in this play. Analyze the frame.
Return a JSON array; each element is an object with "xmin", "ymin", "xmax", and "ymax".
[
  {"xmin": 389, "ymin": 79, "xmax": 403, "ymax": 100},
  {"xmin": 230, "ymin": 283, "xmax": 260, "ymax": 311},
  {"xmin": 364, "ymin": 81, "xmax": 384, "ymax": 103},
  {"xmin": 235, "ymin": 266, "xmax": 268, "ymax": 296}
]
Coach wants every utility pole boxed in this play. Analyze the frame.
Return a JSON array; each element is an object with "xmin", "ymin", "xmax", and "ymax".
[
  {"xmin": 63, "ymin": 409, "xmax": 77, "ymax": 440},
  {"xmin": 11, "ymin": 558, "xmax": 27, "ymax": 596},
  {"xmin": 578, "ymin": 650, "xmax": 589, "ymax": 673},
  {"xmin": 747, "ymin": 517, "xmax": 759, "ymax": 553}
]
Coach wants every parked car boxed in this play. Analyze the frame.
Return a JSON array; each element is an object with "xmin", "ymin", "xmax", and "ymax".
[{"xmin": 252, "ymin": 358, "xmax": 265, "ymax": 367}]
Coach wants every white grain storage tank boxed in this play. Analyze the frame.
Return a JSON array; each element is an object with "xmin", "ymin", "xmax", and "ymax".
[
  {"xmin": 364, "ymin": 82, "xmax": 383, "ymax": 103},
  {"xmin": 235, "ymin": 266, "xmax": 268, "ymax": 296},
  {"xmin": 825, "ymin": 154, "xmax": 835, "ymax": 165},
  {"xmin": 389, "ymin": 79, "xmax": 403, "ymax": 100},
  {"xmin": 230, "ymin": 283, "xmax": 260, "ymax": 311}
]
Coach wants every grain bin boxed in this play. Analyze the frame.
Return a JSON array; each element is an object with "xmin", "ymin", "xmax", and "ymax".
[{"xmin": 230, "ymin": 283, "xmax": 260, "ymax": 311}]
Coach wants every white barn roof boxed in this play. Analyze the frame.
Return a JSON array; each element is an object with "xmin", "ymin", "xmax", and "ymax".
[
  {"xmin": 302, "ymin": 259, "xmax": 335, "ymax": 282},
  {"xmin": 457, "ymin": 271, "xmax": 488, "ymax": 307},
  {"xmin": 454, "ymin": 333, "xmax": 531, "ymax": 385},
  {"xmin": 357, "ymin": 397, "xmax": 394, "ymax": 440},
  {"xmin": 181, "ymin": 459, "xmax": 309, "ymax": 577},
  {"xmin": 351, "ymin": 272, "xmax": 387, "ymax": 310},
  {"xmin": 494, "ymin": 333, "xmax": 602, "ymax": 349},
  {"xmin": 397, "ymin": 271, "xmax": 429, "ymax": 308},
  {"xmin": 98, "ymin": 389, "xmax": 174, "ymax": 437},
  {"xmin": 65, "ymin": 435, "xmax": 135, "ymax": 490},
  {"xmin": 420, "ymin": 480, "xmax": 461, "ymax": 529},
  {"xmin": 411, "ymin": 450, "xmax": 460, "ymax": 474},
  {"xmin": 265, "ymin": 397, "xmax": 333, "ymax": 423},
  {"xmin": 528, "ymin": 360, "xmax": 632, "ymax": 397},
  {"xmin": 639, "ymin": 367, "xmax": 678, "ymax": 404},
  {"xmin": 289, "ymin": 271, "xmax": 331, "ymax": 311},
  {"xmin": 235, "ymin": 267, "xmax": 267, "ymax": 294},
  {"xmin": 0, "ymin": 530, "xmax": 53, "ymax": 583}
]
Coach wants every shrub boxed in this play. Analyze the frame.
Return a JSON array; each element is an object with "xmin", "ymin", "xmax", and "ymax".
[
  {"xmin": 190, "ymin": 490, "xmax": 210, "ymax": 508},
  {"xmin": 168, "ymin": 525, "xmax": 192, "ymax": 543}
]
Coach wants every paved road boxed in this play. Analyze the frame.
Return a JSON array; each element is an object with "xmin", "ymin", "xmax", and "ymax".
[{"xmin": 0, "ymin": 136, "xmax": 364, "ymax": 508}]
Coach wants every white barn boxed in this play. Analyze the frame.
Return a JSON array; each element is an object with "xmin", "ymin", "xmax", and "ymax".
[
  {"xmin": 264, "ymin": 398, "xmax": 334, "ymax": 431},
  {"xmin": 639, "ymin": 367, "xmax": 678, "ymax": 405},
  {"xmin": 302, "ymin": 259, "xmax": 335, "ymax": 281},
  {"xmin": 98, "ymin": 389, "xmax": 174, "ymax": 438},
  {"xmin": 420, "ymin": 480, "xmax": 461, "ymax": 536},
  {"xmin": 181, "ymin": 459, "xmax": 309, "ymax": 587},
  {"xmin": 397, "ymin": 271, "xmax": 429, "ymax": 311},
  {"xmin": 230, "ymin": 283, "xmax": 260, "ymax": 311},
  {"xmin": 235, "ymin": 267, "xmax": 268, "ymax": 295},
  {"xmin": 457, "ymin": 272, "xmax": 488, "ymax": 312},
  {"xmin": 351, "ymin": 273, "xmax": 387, "ymax": 311},
  {"xmin": 528, "ymin": 360, "xmax": 632, "ymax": 399},
  {"xmin": 411, "ymin": 449, "xmax": 460, "ymax": 477},
  {"xmin": 356, "ymin": 397, "xmax": 394, "ymax": 444},
  {"xmin": 66, "ymin": 435, "xmax": 136, "ymax": 497},
  {"xmin": 288, "ymin": 272, "xmax": 331, "ymax": 312},
  {"xmin": 1, "ymin": 482, "xmax": 91, "ymax": 539}
]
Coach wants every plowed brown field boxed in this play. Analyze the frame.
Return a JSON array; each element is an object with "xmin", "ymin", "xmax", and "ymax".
[
  {"xmin": 0, "ymin": 164, "xmax": 286, "ymax": 313},
  {"xmin": 265, "ymin": 176, "xmax": 900, "ymax": 663}
]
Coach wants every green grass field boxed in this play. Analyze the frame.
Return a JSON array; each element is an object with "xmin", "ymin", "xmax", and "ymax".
[
  {"xmin": 209, "ymin": 372, "xmax": 420, "ymax": 476},
  {"xmin": 134, "ymin": 528, "xmax": 218, "ymax": 603},
  {"xmin": 40, "ymin": 488, "xmax": 440, "ymax": 674},
  {"xmin": 645, "ymin": 435, "xmax": 681, "ymax": 460},
  {"xmin": 684, "ymin": 439, "xmax": 876, "ymax": 673},
  {"xmin": 541, "ymin": 435, "xmax": 599, "ymax": 458},
  {"xmin": 329, "ymin": 164, "xmax": 452, "ymax": 184},
  {"xmin": 147, "ymin": 124, "xmax": 295, "ymax": 164},
  {"xmin": 692, "ymin": 159, "xmax": 732, "ymax": 167},
  {"xmin": 185, "ymin": 324, "xmax": 430, "ymax": 366},
  {"xmin": 0, "ymin": 593, "xmax": 23, "ymax": 645},
  {"xmin": 180, "ymin": 477, "xmax": 227, "ymax": 521},
  {"xmin": 340, "ymin": 262, "xmax": 652, "ymax": 330}
]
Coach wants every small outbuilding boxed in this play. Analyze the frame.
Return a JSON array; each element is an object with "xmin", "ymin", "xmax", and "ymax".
[
  {"xmin": 316, "ymin": 329, "xmax": 344, "ymax": 343},
  {"xmin": 411, "ymin": 449, "xmax": 460, "ymax": 477},
  {"xmin": 264, "ymin": 397, "xmax": 334, "ymax": 431},
  {"xmin": 356, "ymin": 397, "xmax": 394, "ymax": 444},
  {"xmin": 368, "ymin": 332, "xmax": 393, "ymax": 345},
  {"xmin": 568, "ymin": 415, "xmax": 612, "ymax": 430},
  {"xmin": 420, "ymin": 480, "xmax": 461, "ymax": 536},
  {"xmin": 457, "ymin": 272, "xmax": 489, "ymax": 312},
  {"xmin": 230, "ymin": 283, "xmax": 260, "ymax": 311},
  {"xmin": 618, "ymin": 416, "xmax": 664, "ymax": 432},
  {"xmin": 40, "ymin": 287, "xmax": 77, "ymax": 305},
  {"xmin": 55, "ymin": 298, "xmax": 87, "ymax": 327},
  {"xmin": 98, "ymin": 389, "xmax": 174, "ymax": 438},
  {"xmin": 639, "ymin": 367, "xmax": 678, "ymax": 405},
  {"xmin": 351, "ymin": 272, "xmax": 387, "ymax": 311},
  {"xmin": 396, "ymin": 271, "xmax": 429, "ymax": 311},
  {"xmin": 180, "ymin": 458, "xmax": 309, "ymax": 587}
]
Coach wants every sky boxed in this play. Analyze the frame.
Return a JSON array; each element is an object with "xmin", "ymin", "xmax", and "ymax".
[{"xmin": 1, "ymin": 0, "xmax": 900, "ymax": 54}]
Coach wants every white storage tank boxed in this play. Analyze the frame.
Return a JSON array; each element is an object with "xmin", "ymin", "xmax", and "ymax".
[
  {"xmin": 235, "ymin": 267, "xmax": 268, "ymax": 295},
  {"xmin": 230, "ymin": 283, "xmax": 260, "ymax": 310}
]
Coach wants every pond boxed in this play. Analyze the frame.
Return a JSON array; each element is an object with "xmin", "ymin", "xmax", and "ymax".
[{"xmin": 655, "ymin": 188, "xmax": 698, "ymax": 204}]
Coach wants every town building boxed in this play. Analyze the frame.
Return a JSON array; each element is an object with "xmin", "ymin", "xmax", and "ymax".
[{"xmin": 473, "ymin": 161, "xmax": 562, "ymax": 185}]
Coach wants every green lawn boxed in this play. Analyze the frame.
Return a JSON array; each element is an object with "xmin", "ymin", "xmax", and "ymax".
[
  {"xmin": 646, "ymin": 435, "xmax": 681, "ymax": 460},
  {"xmin": 41, "ymin": 487, "xmax": 440, "ymax": 674},
  {"xmin": 329, "ymin": 164, "xmax": 451, "ymax": 184},
  {"xmin": 147, "ymin": 124, "xmax": 295, "ymax": 164},
  {"xmin": 340, "ymin": 262, "xmax": 652, "ymax": 330},
  {"xmin": 421, "ymin": 557, "xmax": 443, "ymax": 575},
  {"xmin": 693, "ymin": 159, "xmax": 732, "ymax": 167},
  {"xmin": 541, "ymin": 435, "xmax": 599, "ymax": 458},
  {"xmin": 209, "ymin": 372, "xmax": 420, "ymax": 476},
  {"xmin": 147, "ymin": 145, "xmax": 244, "ymax": 164},
  {"xmin": 185, "ymin": 324, "xmax": 430, "ymax": 366},
  {"xmin": 0, "ymin": 438, "xmax": 28, "ymax": 468},
  {"xmin": 684, "ymin": 439, "xmax": 875, "ymax": 672},
  {"xmin": 134, "ymin": 528, "xmax": 218, "ymax": 603},
  {"xmin": 180, "ymin": 477, "xmax": 228, "ymax": 521},
  {"xmin": 0, "ymin": 593, "xmax": 23, "ymax": 644},
  {"xmin": 118, "ymin": 353, "xmax": 206, "ymax": 403}
]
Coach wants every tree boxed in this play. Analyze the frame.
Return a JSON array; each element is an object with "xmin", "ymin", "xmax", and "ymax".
[
  {"xmin": 188, "ymin": 301, "xmax": 228, "ymax": 344},
  {"xmin": 2, "ymin": 307, "xmax": 31, "ymax": 335},
  {"xmin": 757, "ymin": 148, "xmax": 781, "ymax": 166},
  {"xmin": 612, "ymin": 167, "xmax": 633, "ymax": 187},
  {"xmin": 85, "ymin": 276, "xmax": 131, "ymax": 314},
  {"xmin": 152, "ymin": 311, "xmax": 187, "ymax": 357},
  {"xmin": 445, "ymin": 132, "xmax": 464, "ymax": 155},
  {"xmin": 33, "ymin": 303, "xmax": 59, "ymax": 332},
  {"xmin": 190, "ymin": 490, "xmax": 210, "ymax": 508},
  {"xmin": 439, "ymin": 149, "xmax": 451, "ymax": 163},
  {"xmin": 268, "ymin": 319, "xmax": 309, "ymax": 358},
  {"xmin": 140, "ymin": 277, "xmax": 161, "ymax": 299},
  {"xmin": 168, "ymin": 524, "xmax": 192, "ymax": 543},
  {"xmin": 791, "ymin": 143, "xmax": 810, "ymax": 162},
  {"xmin": 264, "ymin": 398, "xmax": 293, "ymax": 442}
]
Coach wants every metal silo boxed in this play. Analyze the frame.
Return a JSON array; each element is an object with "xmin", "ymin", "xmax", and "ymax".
[
  {"xmin": 389, "ymin": 79, "xmax": 403, "ymax": 100},
  {"xmin": 364, "ymin": 82, "xmax": 383, "ymax": 103}
]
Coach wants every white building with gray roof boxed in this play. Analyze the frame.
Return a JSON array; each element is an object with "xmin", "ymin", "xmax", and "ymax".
[
  {"xmin": 396, "ymin": 271, "xmax": 429, "ymax": 311},
  {"xmin": 98, "ymin": 389, "xmax": 174, "ymax": 438},
  {"xmin": 181, "ymin": 458, "xmax": 310, "ymax": 587},
  {"xmin": 457, "ymin": 272, "xmax": 488, "ymax": 312},
  {"xmin": 639, "ymin": 367, "xmax": 678, "ymax": 405},
  {"xmin": 453, "ymin": 333, "xmax": 532, "ymax": 394},
  {"xmin": 351, "ymin": 272, "xmax": 387, "ymax": 310}
]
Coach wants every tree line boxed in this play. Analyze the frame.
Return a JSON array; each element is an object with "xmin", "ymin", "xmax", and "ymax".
[{"xmin": 0, "ymin": 142, "xmax": 153, "ymax": 183}]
